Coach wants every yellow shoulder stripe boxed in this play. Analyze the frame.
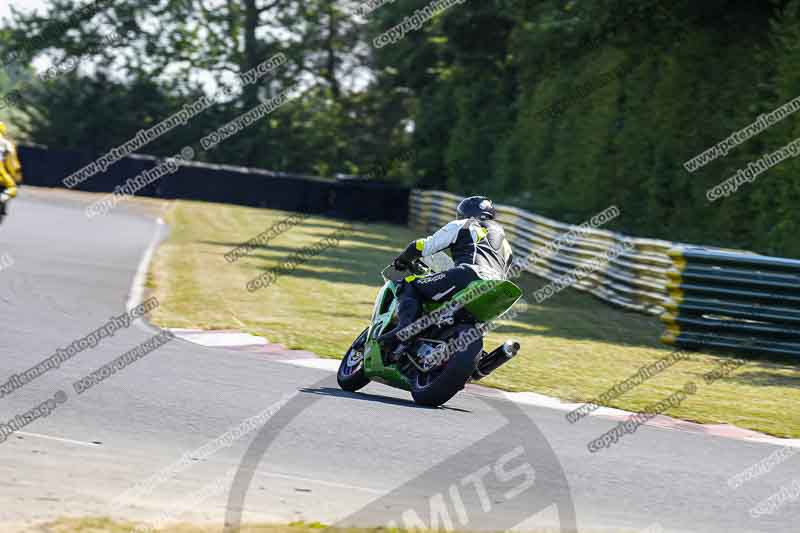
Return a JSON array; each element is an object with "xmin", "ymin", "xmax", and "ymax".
[{"xmin": 502, "ymin": 239, "xmax": 513, "ymax": 260}]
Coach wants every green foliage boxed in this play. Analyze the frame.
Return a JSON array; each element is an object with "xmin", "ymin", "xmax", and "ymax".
[
  {"xmin": 380, "ymin": 0, "xmax": 800, "ymax": 256},
  {"xmin": 1, "ymin": 0, "xmax": 800, "ymax": 256}
]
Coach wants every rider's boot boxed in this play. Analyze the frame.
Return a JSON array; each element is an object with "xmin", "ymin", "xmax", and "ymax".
[{"xmin": 377, "ymin": 292, "xmax": 421, "ymax": 364}]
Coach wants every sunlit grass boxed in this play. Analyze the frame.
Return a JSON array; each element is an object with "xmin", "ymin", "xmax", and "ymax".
[{"xmin": 148, "ymin": 199, "xmax": 800, "ymax": 438}]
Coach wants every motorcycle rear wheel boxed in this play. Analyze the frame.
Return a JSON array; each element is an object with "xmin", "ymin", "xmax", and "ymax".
[{"xmin": 410, "ymin": 324, "xmax": 482, "ymax": 407}]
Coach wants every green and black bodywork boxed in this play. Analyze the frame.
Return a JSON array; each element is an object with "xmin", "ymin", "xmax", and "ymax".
[{"xmin": 337, "ymin": 258, "xmax": 523, "ymax": 406}]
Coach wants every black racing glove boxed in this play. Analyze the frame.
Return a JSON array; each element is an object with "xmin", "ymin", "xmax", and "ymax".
[
  {"xmin": 394, "ymin": 240, "xmax": 423, "ymax": 271},
  {"xmin": 393, "ymin": 256, "xmax": 412, "ymax": 271}
]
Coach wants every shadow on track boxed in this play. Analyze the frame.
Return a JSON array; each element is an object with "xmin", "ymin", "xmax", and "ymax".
[{"xmin": 299, "ymin": 386, "xmax": 472, "ymax": 413}]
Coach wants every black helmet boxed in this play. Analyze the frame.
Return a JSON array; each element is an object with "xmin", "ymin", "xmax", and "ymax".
[{"xmin": 457, "ymin": 196, "xmax": 496, "ymax": 220}]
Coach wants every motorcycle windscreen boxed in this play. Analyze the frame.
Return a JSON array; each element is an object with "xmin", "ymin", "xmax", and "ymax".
[{"xmin": 420, "ymin": 251, "xmax": 454, "ymax": 272}]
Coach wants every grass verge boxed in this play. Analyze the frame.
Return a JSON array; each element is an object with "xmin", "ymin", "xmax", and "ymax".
[
  {"xmin": 26, "ymin": 517, "xmax": 633, "ymax": 533},
  {"xmin": 29, "ymin": 517, "xmax": 334, "ymax": 533},
  {"xmin": 148, "ymin": 199, "xmax": 800, "ymax": 438}
]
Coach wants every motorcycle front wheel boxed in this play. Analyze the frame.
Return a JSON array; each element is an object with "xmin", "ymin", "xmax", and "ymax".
[{"xmin": 337, "ymin": 327, "xmax": 370, "ymax": 392}]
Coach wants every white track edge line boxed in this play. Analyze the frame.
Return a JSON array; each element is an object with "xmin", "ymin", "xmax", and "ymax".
[
  {"xmin": 259, "ymin": 471, "xmax": 385, "ymax": 495},
  {"xmin": 17, "ymin": 431, "xmax": 101, "ymax": 447},
  {"xmin": 127, "ymin": 218, "xmax": 165, "ymax": 314}
]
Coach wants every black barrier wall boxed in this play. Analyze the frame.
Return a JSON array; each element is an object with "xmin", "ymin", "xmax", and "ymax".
[{"xmin": 17, "ymin": 144, "xmax": 410, "ymax": 224}]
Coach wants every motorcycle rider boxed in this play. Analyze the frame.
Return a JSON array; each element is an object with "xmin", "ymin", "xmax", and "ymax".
[
  {"xmin": 0, "ymin": 122, "xmax": 22, "ymax": 217},
  {"xmin": 377, "ymin": 195, "xmax": 514, "ymax": 361}
]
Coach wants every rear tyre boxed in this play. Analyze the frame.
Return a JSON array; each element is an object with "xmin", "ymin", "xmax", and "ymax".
[
  {"xmin": 337, "ymin": 328, "xmax": 370, "ymax": 392},
  {"xmin": 410, "ymin": 324, "xmax": 482, "ymax": 407}
]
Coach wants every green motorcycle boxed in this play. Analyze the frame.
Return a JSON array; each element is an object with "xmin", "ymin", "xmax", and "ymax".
[{"xmin": 337, "ymin": 258, "xmax": 524, "ymax": 406}]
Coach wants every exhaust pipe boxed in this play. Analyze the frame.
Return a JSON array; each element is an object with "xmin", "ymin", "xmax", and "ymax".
[
  {"xmin": 502, "ymin": 340, "xmax": 521, "ymax": 358},
  {"xmin": 472, "ymin": 340, "xmax": 521, "ymax": 380}
]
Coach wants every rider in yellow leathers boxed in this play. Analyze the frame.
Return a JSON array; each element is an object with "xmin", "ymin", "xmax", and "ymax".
[{"xmin": 0, "ymin": 122, "xmax": 23, "ymax": 217}]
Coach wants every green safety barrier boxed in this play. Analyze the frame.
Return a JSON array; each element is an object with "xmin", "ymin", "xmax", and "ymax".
[
  {"xmin": 662, "ymin": 247, "xmax": 800, "ymax": 357},
  {"xmin": 410, "ymin": 191, "xmax": 800, "ymax": 358}
]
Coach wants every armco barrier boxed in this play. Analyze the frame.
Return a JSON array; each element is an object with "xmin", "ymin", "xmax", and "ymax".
[
  {"xmin": 17, "ymin": 144, "xmax": 410, "ymax": 224},
  {"xmin": 661, "ymin": 247, "xmax": 800, "ymax": 357},
  {"xmin": 411, "ymin": 191, "xmax": 800, "ymax": 356},
  {"xmin": 408, "ymin": 190, "xmax": 675, "ymax": 315}
]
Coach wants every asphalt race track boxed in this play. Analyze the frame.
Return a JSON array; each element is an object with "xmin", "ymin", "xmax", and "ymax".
[{"xmin": 0, "ymin": 189, "xmax": 796, "ymax": 533}]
